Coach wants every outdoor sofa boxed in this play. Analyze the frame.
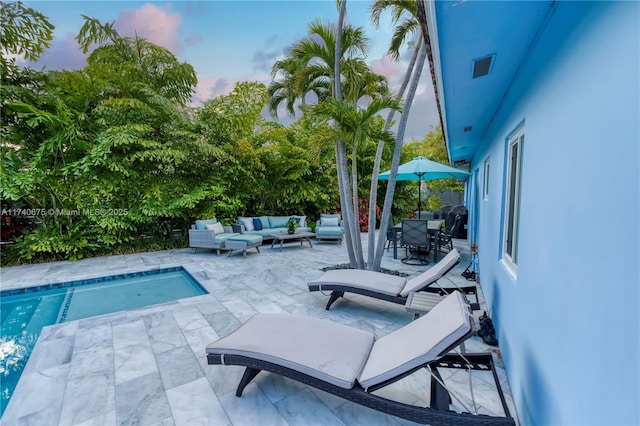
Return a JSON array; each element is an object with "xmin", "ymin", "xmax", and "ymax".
[
  {"xmin": 188, "ymin": 218, "xmax": 262, "ymax": 257},
  {"xmin": 308, "ymin": 248, "xmax": 479, "ymax": 311},
  {"xmin": 233, "ymin": 215, "xmax": 311, "ymax": 241},
  {"xmin": 206, "ymin": 291, "xmax": 515, "ymax": 425}
]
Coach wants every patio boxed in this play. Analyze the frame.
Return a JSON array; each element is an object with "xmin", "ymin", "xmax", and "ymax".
[{"xmin": 1, "ymin": 233, "xmax": 518, "ymax": 425}]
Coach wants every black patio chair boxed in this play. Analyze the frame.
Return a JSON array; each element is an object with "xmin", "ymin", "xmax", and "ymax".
[
  {"xmin": 439, "ymin": 214, "xmax": 462, "ymax": 252},
  {"xmin": 401, "ymin": 219, "xmax": 430, "ymax": 265}
]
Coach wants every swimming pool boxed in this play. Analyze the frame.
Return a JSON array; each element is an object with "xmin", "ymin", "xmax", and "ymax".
[{"xmin": 0, "ymin": 267, "xmax": 208, "ymax": 417}]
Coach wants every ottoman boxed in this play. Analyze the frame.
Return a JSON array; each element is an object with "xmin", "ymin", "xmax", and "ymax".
[{"xmin": 225, "ymin": 234, "xmax": 263, "ymax": 257}]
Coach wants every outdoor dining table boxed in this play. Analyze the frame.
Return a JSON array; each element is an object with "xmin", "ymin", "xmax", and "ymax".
[{"xmin": 392, "ymin": 219, "xmax": 445, "ymax": 263}]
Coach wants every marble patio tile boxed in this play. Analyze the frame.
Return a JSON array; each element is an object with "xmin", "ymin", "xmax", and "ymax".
[
  {"xmin": 115, "ymin": 372, "xmax": 171, "ymax": 426},
  {"xmin": 143, "ymin": 311, "xmax": 188, "ymax": 354},
  {"xmin": 203, "ymin": 311, "xmax": 241, "ymax": 338},
  {"xmin": 171, "ymin": 306, "xmax": 210, "ymax": 331},
  {"xmin": 58, "ymin": 372, "xmax": 115, "ymax": 425},
  {"xmin": 274, "ymin": 283, "xmax": 304, "ymax": 296},
  {"xmin": 280, "ymin": 302, "xmax": 325, "ymax": 319},
  {"xmin": 147, "ymin": 417, "xmax": 175, "ymax": 426},
  {"xmin": 112, "ymin": 319, "xmax": 150, "ymax": 350},
  {"xmin": 22, "ymin": 335, "xmax": 73, "ymax": 375},
  {"xmin": 443, "ymin": 368, "xmax": 510, "ymax": 417},
  {"xmin": 68, "ymin": 344, "xmax": 114, "ymax": 380},
  {"xmin": 249, "ymin": 299, "xmax": 286, "ymax": 314},
  {"xmin": 182, "ymin": 324, "xmax": 219, "ymax": 359},
  {"xmin": 308, "ymin": 387, "xmax": 349, "ymax": 411},
  {"xmin": 273, "ymin": 387, "xmax": 346, "ymax": 426},
  {"xmin": 217, "ymin": 383, "xmax": 288, "ymax": 426},
  {"xmin": 74, "ymin": 408, "xmax": 117, "ymax": 426},
  {"xmin": 331, "ymin": 399, "xmax": 413, "ymax": 426},
  {"xmin": 204, "ymin": 364, "xmax": 245, "ymax": 397},
  {"xmin": 262, "ymin": 290, "xmax": 298, "ymax": 306},
  {"xmin": 166, "ymin": 377, "xmax": 231, "ymax": 426},
  {"xmin": 72, "ymin": 322, "xmax": 112, "ymax": 352},
  {"xmin": 156, "ymin": 345, "xmax": 204, "ymax": 390},
  {"xmin": 2, "ymin": 363, "xmax": 69, "ymax": 421},
  {"xmin": 221, "ymin": 298, "xmax": 258, "ymax": 319},
  {"xmin": 370, "ymin": 382, "xmax": 423, "ymax": 407},
  {"xmin": 254, "ymin": 372, "xmax": 307, "ymax": 404},
  {"xmin": 39, "ymin": 321, "xmax": 79, "ymax": 341},
  {"xmin": 181, "ymin": 295, "xmax": 224, "ymax": 311},
  {"xmin": 0, "ymin": 406, "xmax": 61, "ymax": 426},
  {"xmin": 113, "ymin": 342, "xmax": 157, "ymax": 385}
]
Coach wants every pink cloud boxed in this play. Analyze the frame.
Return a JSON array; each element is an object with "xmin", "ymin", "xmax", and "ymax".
[
  {"xmin": 370, "ymin": 53, "xmax": 406, "ymax": 89},
  {"xmin": 114, "ymin": 4, "xmax": 183, "ymax": 53}
]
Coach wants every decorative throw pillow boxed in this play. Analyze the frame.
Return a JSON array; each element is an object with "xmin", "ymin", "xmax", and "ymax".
[
  {"xmin": 241, "ymin": 218, "xmax": 255, "ymax": 231},
  {"xmin": 212, "ymin": 222, "xmax": 225, "ymax": 234},
  {"xmin": 321, "ymin": 217, "xmax": 340, "ymax": 227},
  {"xmin": 291, "ymin": 216, "xmax": 301, "ymax": 224},
  {"xmin": 205, "ymin": 223, "xmax": 225, "ymax": 234},
  {"xmin": 252, "ymin": 218, "xmax": 263, "ymax": 231},
  {"xmin": 293, "ymin": 215, "xmax": 307, "ymax": 227}
]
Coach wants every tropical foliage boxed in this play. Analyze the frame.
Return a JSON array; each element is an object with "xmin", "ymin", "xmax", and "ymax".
[{"xmin": 1, "ymin": 1, "xmax": 460, "ymax": 267}]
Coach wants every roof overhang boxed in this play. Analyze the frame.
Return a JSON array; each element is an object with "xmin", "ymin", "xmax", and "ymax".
[{"xmin": 422, "ymin": 0, "xmax": 557, "ymax": 165}]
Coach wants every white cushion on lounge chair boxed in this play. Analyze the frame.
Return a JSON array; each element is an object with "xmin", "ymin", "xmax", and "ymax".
[
  {"xmin": 358, "ymin": 291, "xmax": 471, "ymax": 389},
  {"xmin": 206, "ymin": 314, "xmax": 374, "ymax": 389},
  {"xmin": 309, "ymin": 269, "xmax": 407, "ymax": 297},
  {"xmin": 399, "ymin": 249, "xmax": 461, "ymax": 296}
]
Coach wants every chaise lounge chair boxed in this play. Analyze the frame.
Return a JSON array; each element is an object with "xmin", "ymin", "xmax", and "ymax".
[
  {"xmin": 206, "ymin": 292, "xmax": 514, "ymax": 425},
  {"xmin": 308, "ymin": 248, "xmax": 479, "ymax": 311}
]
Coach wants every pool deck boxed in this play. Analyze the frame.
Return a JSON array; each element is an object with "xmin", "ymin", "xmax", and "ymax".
[{"xmin": 0, "ymin": 233, "xmax": 518, "ymax": 426}]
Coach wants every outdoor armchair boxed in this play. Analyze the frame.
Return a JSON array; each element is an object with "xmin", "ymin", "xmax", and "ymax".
[{"xmin": 315, "ymin": 213, "xmax": 344, "ymax": 243}]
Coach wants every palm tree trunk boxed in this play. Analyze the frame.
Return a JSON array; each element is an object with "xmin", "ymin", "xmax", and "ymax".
[
  {"xmin": 367, "ymin": 37, "xmax": 422, "ymax": 269},
  {"xmin": 333, "ymin": 0, "xmax": 359, "ymax": 267},
  {"xmin": 372, "ymin": 43, "xmax": 427, "ymax": 271}
]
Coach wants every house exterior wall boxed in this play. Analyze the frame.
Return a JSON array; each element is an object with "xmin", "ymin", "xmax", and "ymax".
[{"xmin": 470, "ymin": 2, "xmax": 639, "ymax": 425}]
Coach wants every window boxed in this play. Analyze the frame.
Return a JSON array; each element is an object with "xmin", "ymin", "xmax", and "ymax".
[
  {"xmin": 503, "ymin": 126, "xmax": 524, "ymax": 272},
  {"xmin": 483, "ymin": 157, "xmax": 490, "ymax": 200}
]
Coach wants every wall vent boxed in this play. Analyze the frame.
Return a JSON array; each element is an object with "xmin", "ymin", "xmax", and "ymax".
[{"xmin": 472, "ymin": 55, "xmax": 494, "ymax": 78}]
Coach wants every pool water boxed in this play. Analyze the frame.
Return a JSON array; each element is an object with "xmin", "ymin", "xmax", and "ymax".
[{"xmin": 0, "ymin": 268, "xmax": 207, "ymax": 417}]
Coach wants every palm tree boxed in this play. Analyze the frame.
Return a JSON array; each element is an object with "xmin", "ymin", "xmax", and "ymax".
[
  {"xmin": 268, "ymin": 11, "xmax": 391, "ymax": 268},
  {"xmin": 367, "ymin": 0, "xmax": 425, "ymax": 271},
  {"xmin": 268, "ymin": 57, "xmax": 330, "ymax": 118}
]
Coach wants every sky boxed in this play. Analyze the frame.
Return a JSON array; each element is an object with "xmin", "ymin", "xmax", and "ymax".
[{"xmin": 18, "ymin": 0, "xmax": 440, "ymax": 142}]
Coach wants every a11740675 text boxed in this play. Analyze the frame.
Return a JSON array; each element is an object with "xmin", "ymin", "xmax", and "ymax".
[{"xmin": 1, "ymin": 208, "xmax": 130, "ymax": 217}]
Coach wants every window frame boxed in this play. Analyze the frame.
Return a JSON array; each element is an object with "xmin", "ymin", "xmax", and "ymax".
[
  {"xmin": 502, "ymin": 126, "xmax": 524, "ymax": 275},
  {"xmin": 483, "ymin": 157, "xmax": 490, "ymax": 201}
]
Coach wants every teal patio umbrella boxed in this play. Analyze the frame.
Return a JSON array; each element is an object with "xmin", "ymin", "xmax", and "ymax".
[{"xmin": 378, "ymin": 156, "xmax": 470, "ymax": 218}]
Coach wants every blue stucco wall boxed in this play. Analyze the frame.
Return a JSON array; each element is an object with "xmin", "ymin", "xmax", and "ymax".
[{"xmin": 471, "ymin": 2, "xmax": 639, "ymax": 425}]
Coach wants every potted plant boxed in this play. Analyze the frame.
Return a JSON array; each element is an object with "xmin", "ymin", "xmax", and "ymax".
[{"xmin": 286, "ymin": 218, "xmax": 299, "ymax": 234}]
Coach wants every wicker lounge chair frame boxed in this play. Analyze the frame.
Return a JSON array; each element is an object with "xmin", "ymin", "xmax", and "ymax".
[
  {"xmin": 207, "ymin": 311, "xmax": 514, "ymax": 426},
  {"xmin": 309, "ymin": 249, "xmax": 480, "ymax": 311}
]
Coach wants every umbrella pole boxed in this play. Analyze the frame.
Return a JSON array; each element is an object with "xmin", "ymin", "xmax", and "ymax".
[{"xmin": 417, "ymin": 180, "xmax": 421, "ymax": 219}]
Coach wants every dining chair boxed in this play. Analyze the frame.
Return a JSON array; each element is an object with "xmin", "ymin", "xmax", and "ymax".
[
  {"xmin": 438, "ymin": 214, "xmax": 462, "ymax": 252},
  {"xmin": 400, "ymin": 219, "xmax": 430, "ymax": 265}
]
